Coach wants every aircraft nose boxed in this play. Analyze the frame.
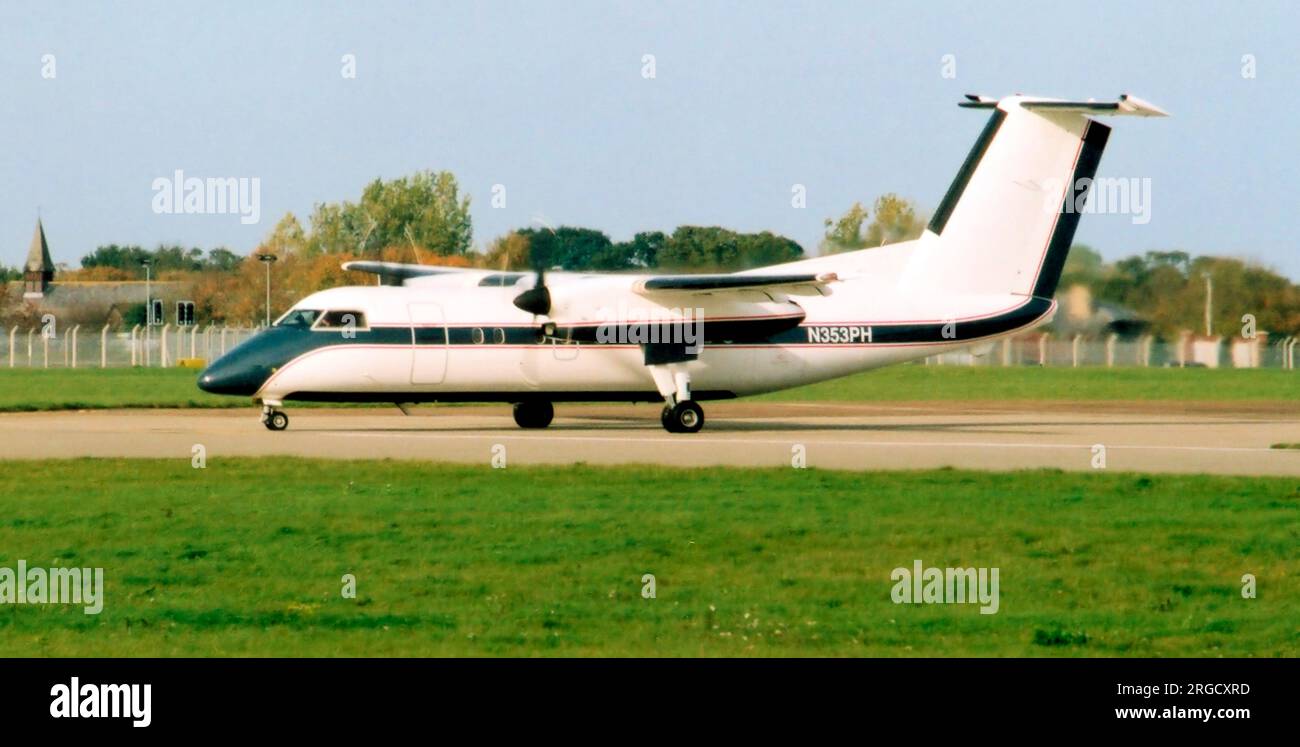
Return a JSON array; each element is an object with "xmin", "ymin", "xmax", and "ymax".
[
  {"xmin": 197, "ymin": 326, "xmax": 301, "ymax": 397},
  {"xmin": 198, "ymin": 356, "xmax": 269, "ymax": 396}
]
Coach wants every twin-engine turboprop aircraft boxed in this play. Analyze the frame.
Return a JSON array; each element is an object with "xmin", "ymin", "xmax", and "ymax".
[{"xmin": 198, "ymin": 93, "xmax": 1166, "ymax": 432}]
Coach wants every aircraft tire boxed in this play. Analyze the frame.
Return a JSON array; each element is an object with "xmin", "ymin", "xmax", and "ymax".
[
  {"xmin": 665, "ymin": 401, "xmax": 704, "ymax": 434},
  {"xmin": 513, "ymin": 401, "xmax": 554, "ymax": 429},
  {"xmin": 264, "ymin": 411, "xmax": 289, "ymax": 431}
]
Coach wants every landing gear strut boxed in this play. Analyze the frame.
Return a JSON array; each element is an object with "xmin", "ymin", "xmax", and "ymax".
[
  {"xmin": 262, "ymin": 404, "xmax": 289, "ymax": 431},
  {"xmin": 513, "ymin": 401, "xmax": 554, "ymax": 429}
]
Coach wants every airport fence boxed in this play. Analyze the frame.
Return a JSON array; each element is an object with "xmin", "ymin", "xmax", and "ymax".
[
  {"xmin": 0, "ymin": 326, "xmax": 1296, "ymax": 370},
  {"xmin": 924, "ymin": 333, "xmax": 1298, "ymax": 369},
  {"xmin": 1, "ymin": 324, "xmax": 260, "ymax": 369}
]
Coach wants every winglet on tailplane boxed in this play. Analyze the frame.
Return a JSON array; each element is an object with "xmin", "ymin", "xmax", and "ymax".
[{"xmin": 905, "ymin": 94, "xmax": 1167, "ymax": 299}]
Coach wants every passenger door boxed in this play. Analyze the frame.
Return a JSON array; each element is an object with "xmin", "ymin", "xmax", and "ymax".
[{"xmin": 408, "ymin": 303, "xmax": 447, "ymax": 385}]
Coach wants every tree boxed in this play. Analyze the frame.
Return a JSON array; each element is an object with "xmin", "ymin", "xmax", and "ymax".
[
  {"xmin": 305, "ymin": 170, "xmax": 472, "ymax": 258},
  {"xmin": 483, "ymin": 232, "xmax": 532, "ymax": 270},
  {"xmin": 519, "ymin": 227, "xmax": 618, "ymax": 270},
  {"xmin": 821, "ymin": 194, "xmax": 924, "ymax": 253},
  {"xmin": 1058, "ymin": 244, "xmax": 1107, "ymax": 290},
  {"xmin": 657, "ymin": 226, "xmax": 740, "ymax": 270},
  {"xmin": 622, "ymin": 231, "xmax": 666, "ymax": 268},
  {"xmin": 1064, "ymin": 249, "xmax": 1300, "ymax": 338},
  {"xmin": 60, "ymin": 266, "xmax": 135, "ymax": 281},
  {"xmin": 80, "ymin": 244, "xmax": 243, "ymax": 276},
  {"xmin": 822, "ymin": 202, "xmax": 869, "ymax": 253},
  {"xmin": 862, "ymin": 194, "xmax": 922, "ymax": 247},
  {"xmin": 736, "ymin": 231, "xmax": 804, "ymax": 268},
  {"xmin": 263, "ymin": 213, "xmax": 308, "ymax": 257},
  {"xmin": 656, "ymin": 226, "xmax": 803, "ymax": 271},
  {"xmin": 206, "ymin": 248, "xmax": 243, "ymax": 272}
]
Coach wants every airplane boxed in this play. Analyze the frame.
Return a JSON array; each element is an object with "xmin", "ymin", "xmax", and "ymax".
[{"xmin": 198, "ymin": 93, "xmax": 1167, "ymax": 433}]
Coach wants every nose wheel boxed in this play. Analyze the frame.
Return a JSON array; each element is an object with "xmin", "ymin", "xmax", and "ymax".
[
  {"xmin": 661, "ymin": 400, "xmax": 704, "ymax": 433},
  {"xmin": 262, "ymin": 407, "xmax": 289, "ymax": 431}
]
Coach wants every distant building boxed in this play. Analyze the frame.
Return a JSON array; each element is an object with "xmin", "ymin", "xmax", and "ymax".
[
  {"xmin": 4, "ymin": 218, "xmax": 190, "ymax": 329},
  {"xmin": 23, "ymin": 219, "xmax": 55, "ymax": 297},
  {"xmin": 1053, "ymin": 283, "xmax": 1149, "ymax": 338}
]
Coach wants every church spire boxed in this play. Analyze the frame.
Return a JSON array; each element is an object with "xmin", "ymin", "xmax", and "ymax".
[{"xmin": 23, "ymin": 218, "xmax": 55, "ymax": 297}]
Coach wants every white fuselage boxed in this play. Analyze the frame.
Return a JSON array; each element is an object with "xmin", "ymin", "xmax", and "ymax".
[{"xmin": 251, "ymin": 244, "xmax": 1055, "ymax": 404}]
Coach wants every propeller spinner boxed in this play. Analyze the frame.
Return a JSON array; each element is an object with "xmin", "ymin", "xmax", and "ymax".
[{"xmin": 512, "ymin": 265, "xmax": 551, "ymax": 316}]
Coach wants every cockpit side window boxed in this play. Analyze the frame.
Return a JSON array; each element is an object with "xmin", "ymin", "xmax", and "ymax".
[
  {"xmin": 313, "ymin": 310, "xmax": 368, "ymax": 331},
  {"xmin": 274, "ymin": 309, "xmax": 320, "ymax": 328}
]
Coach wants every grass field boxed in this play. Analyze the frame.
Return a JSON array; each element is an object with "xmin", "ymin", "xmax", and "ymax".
[
  {"xmin": 756, "ymin": 365, "xmax": 1300, "ymax": 403},
  {"xmin": 1, "ymin": 365, "xmax": 1298, "ymax": 412},
  {"xmin": 0, "ymin": 458, "xmax": 1295, "ymax": 657},
  {"xmin": 0, "ymin": 368, "xmax": 229, "ymax": 411}
]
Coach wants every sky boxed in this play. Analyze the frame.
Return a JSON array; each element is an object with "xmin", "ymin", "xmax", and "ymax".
[{"xmin": 1, "ymin": 1, "xmax": 1297, "ymax": 276}]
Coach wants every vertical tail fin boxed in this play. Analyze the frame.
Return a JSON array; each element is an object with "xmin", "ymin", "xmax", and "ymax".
[{"xmin": 904, "ymin": 94, "xmax": 1165, "ymax": 299}]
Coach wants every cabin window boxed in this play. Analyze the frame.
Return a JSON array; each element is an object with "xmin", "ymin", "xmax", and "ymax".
[
  {"xmin": 313, "ymin": 310, "xmax": 368, "ymax": 331},
  {"xmin": 274, "ymin": 309, "xmax": 320, "ymax": 328},
  {"xmin": 492, "ymin": 327, "xmax": 506, "ymax": 344},
  {"xmin": 471, "ymin": 328, "xmax": 485, "ymax": 344},
  {"xmin": 477, "ymin": 273, "xmax": 526, "ymax": 287}
]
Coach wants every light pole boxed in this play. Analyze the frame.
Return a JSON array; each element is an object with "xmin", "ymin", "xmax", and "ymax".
[
  {"xmin": 141, "ymin": 258, "xmax": 152, "ymax": 324},
  {"xmin": 1202, "ymin": 271, "xmax": 1213, "ymax": 336},
  {"xmin": 141, "ymin": 258, "xmax": 152, "ymax": 366},
  {"xmin": 257, "ymin": 253, "xmax": 277, "ymax": 327}
]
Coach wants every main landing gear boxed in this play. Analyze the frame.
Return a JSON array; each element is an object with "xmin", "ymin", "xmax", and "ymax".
[
  {"xmin": 661, "ymin": 400, "xmax": 704, "ymax": 434},
  {"xmin": 649, "ymin": 363, "xmax": 704, "ymax": 433},
  {"xmin": 513, "ymin": 401, "xmax": 554, "ymax": 429},
  {"xmin": 262, "ymin": 404, "xmax": 289, "ymax": 431}
]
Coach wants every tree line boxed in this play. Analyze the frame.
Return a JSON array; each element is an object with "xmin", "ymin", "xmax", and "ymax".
[
  {"xmin": 1059, "ymin": 245, "xmax": 1300, "ymax": 338},
  {"xmin": 7, "ymin": 167, "xmax": 1300, "ymax": 337}
]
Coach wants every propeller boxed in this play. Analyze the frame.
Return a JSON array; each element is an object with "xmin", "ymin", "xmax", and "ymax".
[
  {"xmin": 515, "ymin": 217, "xmax": 556, "ymax": 325},
  {"xmin": 512, "ymin": 262, "xmax": 551, "ymax": 317}
]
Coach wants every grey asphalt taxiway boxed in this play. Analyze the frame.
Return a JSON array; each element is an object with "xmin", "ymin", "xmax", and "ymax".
[{"xmin": 4, "ymin": 402, "xmax": 1300, "ymax": 475}]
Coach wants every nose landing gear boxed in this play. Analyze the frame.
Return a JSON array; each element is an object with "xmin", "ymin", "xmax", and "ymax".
[{"xmin": 261, "ymin": 404, "xmax": 289, "ymax": 431}]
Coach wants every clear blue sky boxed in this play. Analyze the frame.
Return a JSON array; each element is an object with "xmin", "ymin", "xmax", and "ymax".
[{"xmin": 2, "ymin": 1, "xmax": 1296, "ymax": 275}]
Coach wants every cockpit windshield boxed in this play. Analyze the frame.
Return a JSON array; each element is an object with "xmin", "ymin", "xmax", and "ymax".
[{"xmin": 274, "ymin": 309, "xmax": 320, "ymax": 328}]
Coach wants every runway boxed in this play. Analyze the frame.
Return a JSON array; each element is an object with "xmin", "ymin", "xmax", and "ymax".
[{"xmin": 5, "ymin": 402, "xmax": 1300, "ymax": 475}]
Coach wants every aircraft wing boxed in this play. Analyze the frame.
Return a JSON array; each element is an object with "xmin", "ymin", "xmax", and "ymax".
[
  {"xmin": 342, "ymin": 261, "xmax": 479, "ymax": 280},
  {"xmin": 633, "ymin": 272, "xmax": 837, "ymax": 297}
]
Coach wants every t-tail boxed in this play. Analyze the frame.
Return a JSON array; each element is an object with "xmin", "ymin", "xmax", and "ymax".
[{"xmin": 902, "ymin": 93, "xmax": 1167, "ymax": 299}]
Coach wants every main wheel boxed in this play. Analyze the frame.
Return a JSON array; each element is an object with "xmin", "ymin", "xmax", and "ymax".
[
  {"xmin": 264, "ymin": 411, "xmax": 289, "ymax": 431},
  {"xmin": 661, "ymin": 405, "xmax": 675, "ymax": 432},
  {"xmin": 513, "ymin": 401, "xmax": 554, "ymax": 429},
  {"xmin": 663, "ymin": 401, "xmax": 704, "ymax": 434}
]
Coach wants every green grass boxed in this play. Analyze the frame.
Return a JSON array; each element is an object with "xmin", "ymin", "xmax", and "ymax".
[
  {"xmin": 0, "ymin": 368, "xmax": 231, "ymax": 411},
  {"xmin": 757, "ymin": 365, "xmax": 1300, "ymax": 402},
  {"xmin": 0, "ymin": 458, "xmax": 1296, "ymax": 657},
  {"xmin": 1, "ymin": 365, "xmax": 1298, "ymax": 412}
]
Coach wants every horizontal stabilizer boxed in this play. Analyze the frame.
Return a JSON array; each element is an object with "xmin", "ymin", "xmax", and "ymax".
[{"xmin": 959, "ymin": 93, "xmax": 1169, "ymax": 117}]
